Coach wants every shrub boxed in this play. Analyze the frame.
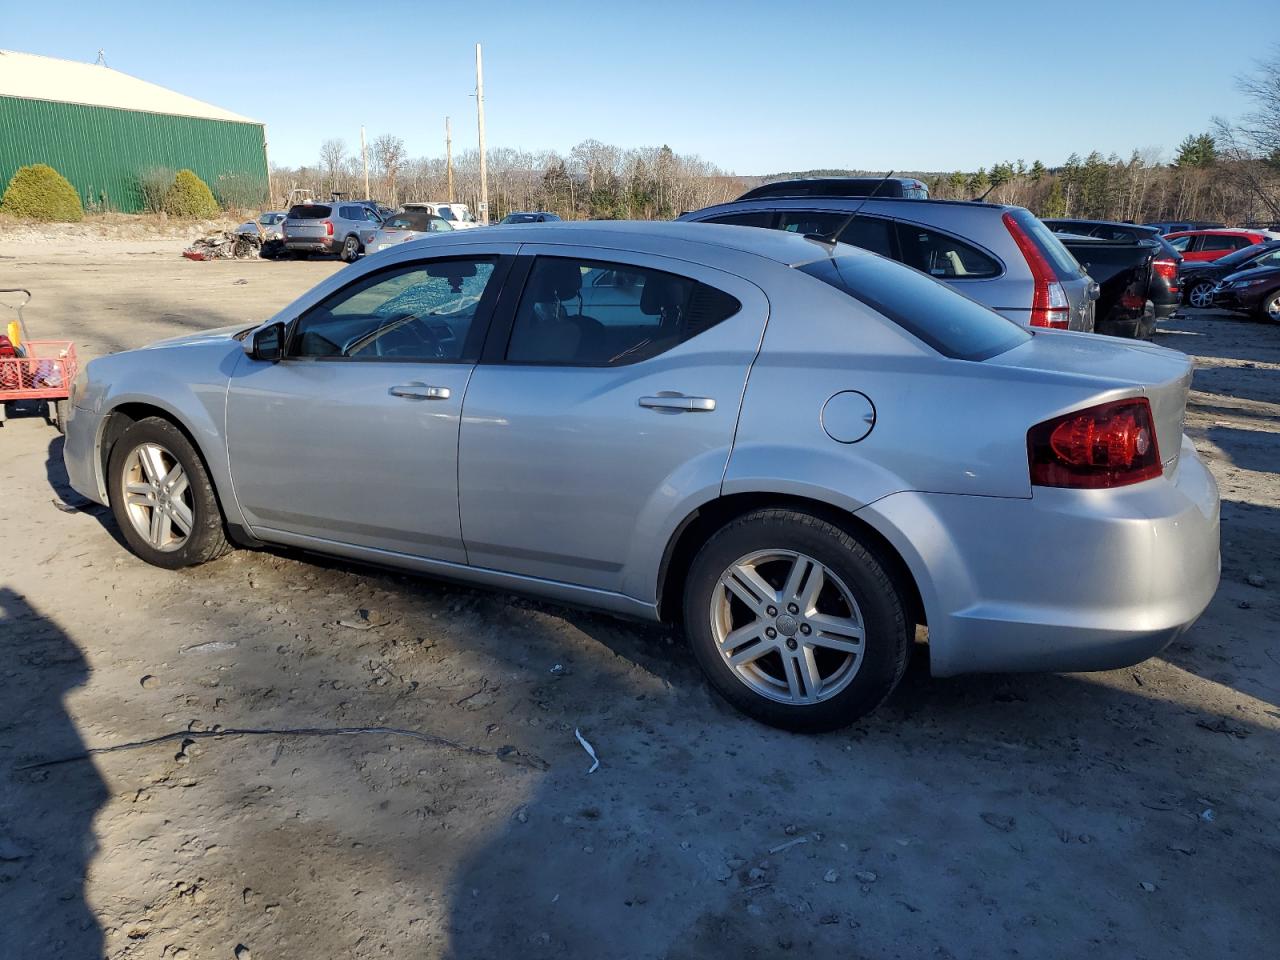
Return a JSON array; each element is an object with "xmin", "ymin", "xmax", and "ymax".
[
  {"xmin": 137, "ymin": 166, "xmax": 175, "ymax": 214},
  {"xmin": 164, "ymin": 169, "xmax": 220, "ymax": 218},
  {"xmin": 0, "ymin": 163, "xmax": 84, "ymax": 221}
]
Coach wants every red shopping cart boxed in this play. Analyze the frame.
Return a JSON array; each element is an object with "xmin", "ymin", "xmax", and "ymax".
[{"xmin": 0, "ymin": 289, "xmax": 78, "ymax": 433}]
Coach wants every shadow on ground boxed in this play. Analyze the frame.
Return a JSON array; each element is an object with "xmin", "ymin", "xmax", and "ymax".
[{"xmin": 0, "ymin": 588, "xmax": 106, "ymax": 959}]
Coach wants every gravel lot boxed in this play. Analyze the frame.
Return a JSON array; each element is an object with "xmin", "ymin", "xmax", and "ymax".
[{"xmin": 1, "ymin": 239, "xmax": 1278, "ymax": 959}]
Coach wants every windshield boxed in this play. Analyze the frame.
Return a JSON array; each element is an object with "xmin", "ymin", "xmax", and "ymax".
[
  {"xmin": 384, "ymin": 212, "xmax": 438, "ymax": 231},
  {"xmin": 798, "ymin": 253, "xmax": 1030, "ymax": 361},
  {"xmin": 1218, "ymin": 243, "xmax": 1269, "ymax": 268},
  {"xmin": 503, "ymin": 214, "xmax": 539, "ymax": 223},
  {"xmin": 436, "ymin": 208, "xmax": 457, "ymax": 221}
]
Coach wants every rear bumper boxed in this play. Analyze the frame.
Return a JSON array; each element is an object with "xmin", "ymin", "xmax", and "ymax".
[
  {"xmin": 857, "ymin": 436, "xmax": 1220, "ymax": 676},
  {"xmin": 283, "ymin": 239, "xmax": 335, "ymax": 252}
]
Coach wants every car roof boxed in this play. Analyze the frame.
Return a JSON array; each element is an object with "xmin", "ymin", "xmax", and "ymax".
[
  {"xmin": 693, "ymin": 195, "xmax": 1011, "ymax": 214},
  {"xmin": 399, "ymin": 219, "xmax": 839, "ymax": 266},
  {"xmin": 1167, "ymin": 227, "xmax": 1259, "ymax": 236}
]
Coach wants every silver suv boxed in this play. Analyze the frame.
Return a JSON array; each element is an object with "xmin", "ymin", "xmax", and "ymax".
[
  {"xmin": 681, "ymin": 196, "xmax": 1097, "ymax": 331},
  {"xmin": 282, "ymin": 201, "xmax": 384, "ymax": 262}
]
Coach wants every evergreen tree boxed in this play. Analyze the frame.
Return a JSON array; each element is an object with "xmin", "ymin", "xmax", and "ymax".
[
  {"xmin": 1174, "ymin": 133, "xmax": 1217, "ymax": 168},
  {"xmin": 1042, "ymin": 178, "xmax": 1067, "ymax": 217},
  {"xmin": 1029, "ymin": 160, "xmax": 1046, "ymax": 182}
]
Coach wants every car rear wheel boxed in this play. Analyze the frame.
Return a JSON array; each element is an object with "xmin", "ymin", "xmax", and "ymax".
[
  {"xmin": 341, "ymin": 235, "xmax": 361, "ymax": 263},
  {"xmin": 107, "ymin": 417, "xmax": 230, "ymax": 569},
  {"xmin": 1187, "ymin": 280, "xmax": 1215, "ymax": 309},
  {"xmin": 1260, "ymin": 290, "xmax": 1280, "ymax": 324},
  {"xmin": 683, "ymin": 508, "xmax": 910, "ymax": 731}
]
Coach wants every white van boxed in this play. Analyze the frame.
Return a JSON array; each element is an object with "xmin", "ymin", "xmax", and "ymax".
[{"xmin": 402, "ymin": 202, "xmax": 481, "ymax": 229}]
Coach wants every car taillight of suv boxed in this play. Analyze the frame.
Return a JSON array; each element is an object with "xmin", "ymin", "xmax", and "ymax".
[
  {"xmin": 1003, "ymin": 212, "xmax": 1069, "ymax": 329},
  {"xmin": 1153, "ymin": 257, "xmax": 1179, "ymax": 296}
]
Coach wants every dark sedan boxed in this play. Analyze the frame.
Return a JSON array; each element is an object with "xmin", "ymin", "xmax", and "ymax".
[
  {"xmin": 1211, "ymin": 264, "xmax": 1280, "ymax": 321},
  {"xmin": 1181, "ymin": 240, "xmax": 1280, "ymax": 308}
]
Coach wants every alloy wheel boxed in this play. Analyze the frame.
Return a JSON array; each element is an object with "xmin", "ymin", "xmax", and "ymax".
[
  {"xmin": 710, "ymin": 549, "xmax": 865, "ymax": 705},
  {"xmin": 1267, "ymin": 293, "xmax": 1280, "ymax": 322},
  {"xmin": 1189, "ymin": 282, "xmax": 1214, "ymax": 309},
  {"xmin": 121, "ymin": 442, "xmax": 194, "ymax": 552}
]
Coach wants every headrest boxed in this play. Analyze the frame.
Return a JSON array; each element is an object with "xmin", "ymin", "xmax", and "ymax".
[
  {"xmin": 531, "ymin": 261, "xmax": 582, "ymax": 302},
  {"xmin": 641, "ymin": 276, "xmax": 686, "ymax": 317}
]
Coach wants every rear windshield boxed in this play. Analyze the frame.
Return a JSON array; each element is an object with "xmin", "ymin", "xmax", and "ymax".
[
  {"xmin": 1007, "ymin": 209, "xmax": 1083, "ymax": 280},
  {"xmin": 288, "ymin": 204, "xmax": 331, "ymax": 219},
  {"xmin": 798, "ymin": 254, "xmax": 1030, "ymax": 361},
  {"xmin": 384, "ymin": 211, "xmax": 436, "ymax": 231},
  {"xmin": 504, "ymin": 214, "xmax": 540, "ymax": 223}
]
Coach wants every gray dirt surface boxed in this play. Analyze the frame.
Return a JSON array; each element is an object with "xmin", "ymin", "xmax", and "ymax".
[{"xmin": 1, "ymin": 240, "xmax": 1277, "ymax": 959}]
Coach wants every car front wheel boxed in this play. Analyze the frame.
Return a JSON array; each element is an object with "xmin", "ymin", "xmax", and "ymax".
[
  {"xmin": 341, "ymin": 235, "xmax": 361, "ymax": 263},
  {"xmin": 1260, "ymin": 290, "xmax": 1280, "ymax": 324},
  {"xmin": 683, "ymin": 508, "xmax": 910, "ymax": 731},
  {"xmin": 1187, "ymin": 280, "xmax": 1215, "ymax": 309},
  {"xmin": 107, "ymin": 417, "xmax": 230, "ymax": 569}
]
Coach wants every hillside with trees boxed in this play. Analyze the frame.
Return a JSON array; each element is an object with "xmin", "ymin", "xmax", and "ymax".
[{"xmin": 271, "ymin": 49, "xmax": 1279, "ymax": 225}]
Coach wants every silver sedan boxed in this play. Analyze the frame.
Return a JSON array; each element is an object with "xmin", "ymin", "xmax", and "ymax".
[{"xmin": 62, "ymin": 222, "xmax": 1220, "ymax": 730}]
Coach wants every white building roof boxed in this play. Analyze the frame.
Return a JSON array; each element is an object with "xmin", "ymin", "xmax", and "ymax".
[{"xmin": 0, "ymin": 49, "xmax": 260, "ymax": 124}]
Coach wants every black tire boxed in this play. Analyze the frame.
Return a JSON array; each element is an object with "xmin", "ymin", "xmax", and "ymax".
[
  {"xmin": 683, "ymin": 508, "xmax": 910, "ymax": 732},
  {"xmin": 1186, "ymin": 280, "xmax": 1215, "ymax": 310},
  {"xmin": 106, "ymin": 416, "xmax": 230, "ymax": 569},
  {"xmin": 340, "ymin": 234, "xmax": 361, "ymax": 263},
  {"xmin": 1257, "ymin": 289, "xmax": 1280, "ymax": 324}
]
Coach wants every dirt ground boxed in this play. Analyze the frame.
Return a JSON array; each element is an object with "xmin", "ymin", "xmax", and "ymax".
[{"xmin": 1, "ymin": 238, "xmax": 1277, "ymax": 960}]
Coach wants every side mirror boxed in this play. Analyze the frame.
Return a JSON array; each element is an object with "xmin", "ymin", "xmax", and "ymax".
[{"xmin": 247, "ymin": 322, "xmax": 285, "ymax": 362}]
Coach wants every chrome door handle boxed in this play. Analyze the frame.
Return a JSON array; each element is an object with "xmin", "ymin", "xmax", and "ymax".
[
  {"xmin": 390, "ymin": 383, "xmax": 451, "ymax": 400},
  {"xmin": 638, "ymin": 394, "xmax": 716, "ymax": 412}
]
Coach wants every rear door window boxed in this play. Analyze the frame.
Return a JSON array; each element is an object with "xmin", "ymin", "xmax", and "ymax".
[
  {"xmin": 798, "ymin": 254, "xmax": 1029, "ymax": 361},
  {"xmin": 505, "ymin": 256, "xmax": 741, "ymax": 365},
  {"xmin": 895, "ymin": 223, "xmax": 1000, "ymax": 278}
]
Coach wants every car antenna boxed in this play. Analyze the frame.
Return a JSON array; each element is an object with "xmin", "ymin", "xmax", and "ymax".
[
  {"xmin": 803, "ymin": 170, "xmax": 894, "ymax": 251},
  {"xmin": 974, "ymin": 181, "xmax": 999, "ymax": 202}
]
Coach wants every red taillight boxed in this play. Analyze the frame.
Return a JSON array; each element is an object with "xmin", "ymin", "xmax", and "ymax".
[
  {"xmin": 1153, "ymin": 257, "xmax": 1179, "ymax": 294},
  {"xmin": 1003, "ymin": 212, "xmax": 1070, "ymax": 328},
  {"xmin": 1028, "ymin": 398, "xmax": 1162, "ymax": 489},
  {"xmin": 323, "ymin": 220, "xmax": 334, "ymax": 236}
]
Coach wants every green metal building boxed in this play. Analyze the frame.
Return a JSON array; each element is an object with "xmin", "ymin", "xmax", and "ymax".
[{"xmin": 0, "ymin": 49, "xmax": 268, "ymax": 213}]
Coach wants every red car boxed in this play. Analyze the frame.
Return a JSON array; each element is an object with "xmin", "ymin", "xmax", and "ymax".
[{"xmin": 1166, "ymin": 228, "xmax": 1273, "ymax": 262}]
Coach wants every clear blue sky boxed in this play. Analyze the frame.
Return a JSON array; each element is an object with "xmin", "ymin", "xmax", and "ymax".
[{"xmin": 7, "ymin": 0, "xmax": 1276, "ymax": 173}]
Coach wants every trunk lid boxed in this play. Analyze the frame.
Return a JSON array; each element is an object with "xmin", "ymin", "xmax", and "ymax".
[{"xmin": 987, "ymin": 332, "xmax": 1191, "ymax": 476}]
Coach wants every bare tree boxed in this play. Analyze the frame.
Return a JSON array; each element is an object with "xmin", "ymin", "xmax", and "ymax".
[
  {"xmin": 372, "ymin": 134, "xmax": 407, "ymax": 205},
  {"xmin": 319, "ymin": 139, "xmax": 347, "ymax": 196}
]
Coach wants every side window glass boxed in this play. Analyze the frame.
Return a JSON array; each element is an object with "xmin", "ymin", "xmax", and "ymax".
[
  {"xmin": 705, "ymin": 211, "xmax": 775, "ymax": 228},
  {"xmin": 291, "ymin": 258, "xmax": 497, "ymax": 361},
  {"xmin": 1256, "ymin": 249, "xmax": 1280, "ymax": 267},
  {"xmin": 506, "ymin": 257, "xmax": 740, "ymax": 366},
  {"xmin": 777, "ymin": 211, "xmax": 846, "ymax": 236},
  {"xmin": 837, "ymin": 216, "xmax": 894, "ymax": 258},
  {"xmin": 1169, "ymin": 235, "xmax": 1192, "ymax": 252},
  {"xmin": 895, "ymin": 223, "xmax": 999, "ymax": 279},
  {"xmin": 366, "ymin": 207, "xmax": 382, "ymax": 222}
]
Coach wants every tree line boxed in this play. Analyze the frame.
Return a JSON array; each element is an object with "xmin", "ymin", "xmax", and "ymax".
[
  {"xmin": 269, "ymin": 48, "xmax": 1279, "ymax": 225},
  {"xmin": 271, "ymin": 138, "xmax": 744, "ymax": 221}
]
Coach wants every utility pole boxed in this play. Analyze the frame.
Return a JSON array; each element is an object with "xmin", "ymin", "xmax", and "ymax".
[
  {"xmin": 360, "ymin": 125, "xmax": 370, "ymax": 199},
  {"xmin": 475, "ymin": 43, "xmax": 489, "ymax": 224},
  {"xmin": 445, "ymin": 116, "xmax": 455, "ymax": 203}
]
